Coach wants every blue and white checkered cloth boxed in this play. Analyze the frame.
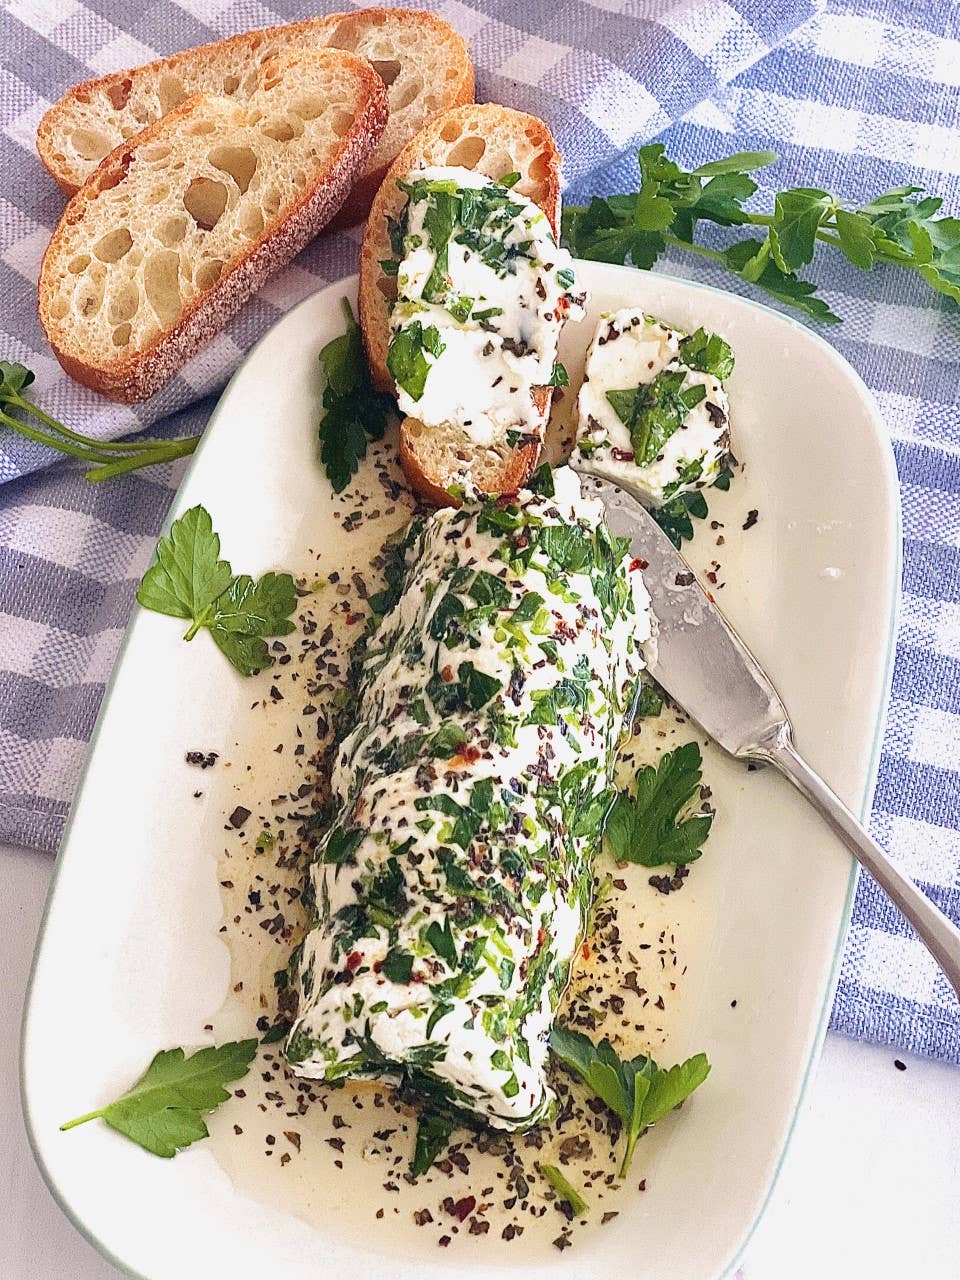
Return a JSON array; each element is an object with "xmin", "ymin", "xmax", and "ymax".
[{"xmin": 1, "ymin": 0, "xmax": 958, "ymax": 1063}]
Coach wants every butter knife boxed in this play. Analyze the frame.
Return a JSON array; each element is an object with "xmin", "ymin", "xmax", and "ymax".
[{"xmin": 580, "ymin": 471, "xmax": 960, "ymax": 1001}]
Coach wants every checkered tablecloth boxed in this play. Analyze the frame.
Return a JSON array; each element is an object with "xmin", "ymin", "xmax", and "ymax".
[{"xmin": 1, "ymin": 0, "xmax": 958, "ymax": 1063}]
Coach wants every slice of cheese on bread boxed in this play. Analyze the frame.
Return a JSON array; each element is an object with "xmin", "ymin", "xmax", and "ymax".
[
  {"xmin": 359, "ymin": 103, "xmax": 566, "ymax": 505},
  {"xmin": 36, "ymin": 7, "xmax": 474, "ymax": 224},
  {"xmin": 39, "ymin": 48, "xmax": 387, "ymax": 403}
]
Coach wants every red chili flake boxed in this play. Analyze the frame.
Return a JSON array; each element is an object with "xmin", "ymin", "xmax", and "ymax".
[
  {"xmin": 440, "ymin": 665, "xmax": 455, "ymax": 683},
  {"xmin": 537, "ymin": 927, "xmax": 547, "ymax": 947},
  {"xmin": 581, "ymin": 942, "xmax": 591, "ymax": 960},
  {"xmin": 346, "ymin": 951, "xmax": 362, "ymax": 971},
  {"xmin": 630, "ymin": 557, "xmax": 649, "ymax": 572},
  {"xmin": 706, "ymin": 571, "xmax": 718, "ymax": 584},
  {"xmin": 451, "ymin": 1196, "xmax": 476, "ymax": 1222},
  {"xmin": 612, "ymin": 448, "xmax": 634, "ymax": 462}
]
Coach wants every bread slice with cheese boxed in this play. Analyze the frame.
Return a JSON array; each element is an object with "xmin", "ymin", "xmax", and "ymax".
[
  {"xmin": 358, "ymin": 103, "xmax": 563, "ymax": 504},
  {"xmin": 36, "ymin": 7, "xmax": 474, "ymax": 225},
  {"xmin": 39, "ymin": 48, "xmax": 387, "ymax": 403}
]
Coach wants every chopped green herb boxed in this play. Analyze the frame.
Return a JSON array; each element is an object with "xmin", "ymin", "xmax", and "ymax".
[
  {"xmin": 652, "ymin": 464, "xmax": 733, "ymax": 547},
  {"xmin": 678, "ymin": 328, "xmax": 735, "ymax": 380},
  {"xmin": 424, "ymin": 916, "xmax": 458, "ymax": 968},
  {"xmin": 606, "ymin": 370, "xmax": 707, "ymax": 466},
  {"xmin": 411, "ymin": 1111, "xmax": 456, "ymax": 1176},
  {"xmin": 387, "ymin": 321, "xmax": 446, "ymax": 401},
  {"xmin": 540, "ymin": 1162, "xmax": 589, "ymax": 1216},
  {"xmin": 381, "ymin": 947, "xmax": 414, "ymax": 983}
]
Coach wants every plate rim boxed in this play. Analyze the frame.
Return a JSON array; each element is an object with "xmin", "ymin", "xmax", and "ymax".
[{"xmin": 19, "ymin": 264, "xmax": 903, "ymax": 1280}]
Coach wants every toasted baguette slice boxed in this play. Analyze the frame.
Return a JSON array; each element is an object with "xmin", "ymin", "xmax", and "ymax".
[
  {"xmin": 37, "ymin": 7, "xmax": 474, "ymax": 224},
  {"xmin": 39, "ymin": 49, "xmax": 387, "ymax": 403},
  {"xmin": 358, "ymin": 103, "xmax": 562, "ymax": 504}
]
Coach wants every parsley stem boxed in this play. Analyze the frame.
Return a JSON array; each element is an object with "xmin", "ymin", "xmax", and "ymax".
[
  {"xmin": 743, "ymin": 213, "xmax": 776, "ymax": 227},
  {"xmin": 662, "ymin": 234, "xmax": 727, "ymax": 263},
  {"xmin": 619, "ymin": 1128, "xmax": 639, "ymax": 1179},
  {"xmin": 1, "ymin": 405, "xmax": 200, "ymax": 478},
  {"xmin": 59, "ymin": 1109, "xmax": 105, "ymax": 1131},
  {"xmin": 84, "ymin": 436, "xmax": 199, "ymax": 482},
  {"xmin": 12, "ymin": 393, "xmax": 189, "ymax": 453},
  {"xmin": 0, "ymin": 409, "xmax": 118, "ymax": 465},
  {"xmin": 1, "ymin": 392, "xmax": 201, "ymax": 480}
]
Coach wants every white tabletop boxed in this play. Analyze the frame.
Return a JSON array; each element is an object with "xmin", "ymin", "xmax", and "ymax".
[{"xmin": 3, "ymin": 840, "xmax": 957, "ymax": 1278}]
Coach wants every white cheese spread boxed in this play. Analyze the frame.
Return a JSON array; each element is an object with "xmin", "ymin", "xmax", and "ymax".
[
  {"xmin": 572, "ymin": 309, "xmax": 733, "ymax": 508},
  {"xmin": 286, "ymin": 468, "xmax": 654, "ymax": 1129},
  {"xmin": 387, "ymin": 166, "xmax": 585, "ymax": 447}
]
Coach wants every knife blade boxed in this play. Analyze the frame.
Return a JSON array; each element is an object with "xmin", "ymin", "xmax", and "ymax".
[
  {"xmin": 574, "ymin": 467, "xmax": 960, "ymax": 999},
  {"xmin": 580, "ymin": 473, "xmax": 788, "ymax": 758}
]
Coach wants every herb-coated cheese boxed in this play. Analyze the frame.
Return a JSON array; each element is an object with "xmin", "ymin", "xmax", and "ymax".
[
  {"xmin": 285, "ymin": 469, "xmax": 654, "ymax": 1129},
  {"xmin": 387, "ymin": 166, "xmax": 585, "ymax": 447}
]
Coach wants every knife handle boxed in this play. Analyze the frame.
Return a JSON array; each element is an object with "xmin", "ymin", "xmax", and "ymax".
[{"xmin": 752, "ymin": 724, "xmax": 960, "ymax": 1003}]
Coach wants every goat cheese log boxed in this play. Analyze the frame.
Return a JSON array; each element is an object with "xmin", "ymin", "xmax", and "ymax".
[{"xmin": 285, "ymin": 469, "xmax": 654, "ymax": 1128}]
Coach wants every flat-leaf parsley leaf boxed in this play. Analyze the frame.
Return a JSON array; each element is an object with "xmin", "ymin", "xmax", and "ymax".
[
  {"xmin": 60, "ymin": 1040, "xmax": 258, "ymax": 1158},
  {"xmin": 549, "ymin": 1025, "xmax": 710, "ymax": 1177},
  {"xmin": 605, "ymin": 741, "xmax": 713, "ymax": 866},
  {"xmin": 136, "ymin": 505, "xmax": 298, "ymax": 676},
  {"xmin": 318, "ymin": 298, "xmax": 395, "ymax": 493}
]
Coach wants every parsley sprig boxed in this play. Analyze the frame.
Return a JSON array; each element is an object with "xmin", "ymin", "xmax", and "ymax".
[
  {"xmin": 318, "ymin": 299, "xmax": 394, "ymax": 493},
  {"xmin": 0, "ymin": 361, "xmax": 199, "ymax": 480},
  {"xmin": 136, "ymin": 504, "xmax": 298, "ymax": 676},
  {"xmin": 61, "ymin": 1040, "xmax": 257, "ymax": 1158},
  {"xmin": 605, "ymin": 741, "xmax": 713, "ymax": 866},
  {"xmin": 563, "ymin": 145, "xmax": 960, "ymax": 323},
  {"xmin": 550, "ymin": 1025, "xmax": 710, "ymax": 1177}
]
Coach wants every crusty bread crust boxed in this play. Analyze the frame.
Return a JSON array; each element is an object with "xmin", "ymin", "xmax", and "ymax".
[
  {"xmin": 396, "ymin": 407, "xmax": 547, "ymax": 507},
  {"xmin": 39, "ymin": 49, "xmax": 388, "ymax": 403},
  {"xmin": 36, "ymin": 8, "xmax": 474, "ymax": 223},
  {"xmin": 358, "ymin": 103, "xmax": 563, "ymax": 504}
]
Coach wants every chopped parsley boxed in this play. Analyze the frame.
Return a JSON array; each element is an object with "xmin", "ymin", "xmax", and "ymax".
[
  {"xmin": 386, "ymin": 320, "xmax": 446, "ymax": 402},
  {"xmin": 606, "ymin": 369, "xmax": 708, "ymax": 466}
]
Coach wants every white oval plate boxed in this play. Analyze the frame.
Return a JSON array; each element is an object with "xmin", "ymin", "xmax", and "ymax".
[{"xmin": 21, "ymin": 264, "xmax": 900, "ymax": 1280}]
